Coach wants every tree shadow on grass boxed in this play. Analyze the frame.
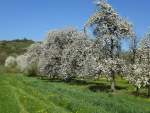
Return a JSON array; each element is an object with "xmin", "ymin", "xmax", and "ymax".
[
  {"xmin": 131, "ymin": 91, "xmax": 149, "ymax": 98},
  {"xmin": 67, "ymin": 79, "xmax": 92, "ymax": 85},
  {"xmin": 44, "ymin": 79, "xmax": 127, "ymax": 92},
  {"xmin": 41, "ymin": 78, "xmax": 92, "ymax": 85},
  {"xmin": 41, "ymin": 78, "xmax": 63, "ymax": 83},
  {"xmin": 66, "ymin": 79, "xmax": 127, "ymax": 92},
  {"xmin": 37, "ymin": 77, "xmax": 127, "ymax": 93},
  {"xmin": 89, "ymin": 84, "xmax": 127, "ymax": 93},
  {"xmin": 89, "ymin": 84, "xmax": 110, "ymax": 92}
]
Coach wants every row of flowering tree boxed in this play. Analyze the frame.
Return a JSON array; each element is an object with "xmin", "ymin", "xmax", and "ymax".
[{"xmin": 4, "ymin": 0, "xmax": 150, "ymax": 95}]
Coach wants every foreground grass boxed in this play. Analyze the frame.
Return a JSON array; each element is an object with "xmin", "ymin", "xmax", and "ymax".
[{"xmin": 0, "ymin": 73, "xmax": 150, "ymax": 113}]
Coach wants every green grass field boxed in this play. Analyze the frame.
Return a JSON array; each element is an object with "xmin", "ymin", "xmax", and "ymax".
[{"xmin": 0, "ymin": 72, "xmax": 150, "ymax": 113}]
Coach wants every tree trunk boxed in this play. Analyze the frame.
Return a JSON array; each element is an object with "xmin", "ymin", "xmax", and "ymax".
[
  {"xmin": 111, "ymin": 70, "xmax": 116, "ymax": 92},
  {"xmin": 110, "ymin": 38, "xmax": 116, "ymax": 92},
  {"xmin": 131, "ymin": 36, "xmax": 137, "ymax": 64},
  {"xmin": 147, "ymin": 50, "xmax": 150, "ymax": 97},
  {"xmin": 148, "ymin": 86, "xmax": 150, "ymax": 97},
  {"xmin": 136, "ymin": 87, "xmax": 139, "ymax": 96}
]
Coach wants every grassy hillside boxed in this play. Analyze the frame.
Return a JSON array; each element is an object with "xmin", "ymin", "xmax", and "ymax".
[
  {"xmin": 0, "ymin": 73, "xmax": 150, "ymax": 113},
  {"xmin": 0, "ymin": 39, "xmax": 34, "ymax": 64}
]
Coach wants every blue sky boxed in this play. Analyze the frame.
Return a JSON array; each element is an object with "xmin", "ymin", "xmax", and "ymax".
[{"xmin": 0, "ymin": 0, "xmax": 150, "ymax": 41}]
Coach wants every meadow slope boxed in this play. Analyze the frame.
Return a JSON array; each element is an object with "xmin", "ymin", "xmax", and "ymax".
[{"xmin": 0, "ymin": 73, "xmax": 150, "ymax": 113}]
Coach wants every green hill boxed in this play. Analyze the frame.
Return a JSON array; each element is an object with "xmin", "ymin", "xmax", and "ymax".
[
  {"xmin": 0, "ymin": 73, "xmax": 150, "ymax": 113},
  {"xmin": 0, "ymin": 39, "xmax": 34, "ymax": 64}
]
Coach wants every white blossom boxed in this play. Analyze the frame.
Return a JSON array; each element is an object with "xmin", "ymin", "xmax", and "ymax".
[
  {"xmin": 126, "ymin": 30, "xmax": 150, "ymax": 89},
  {"xmin": 16, "ymin": 43, "xmax": 43, "ymax": 75},
  {"xmin": 16, "ymin": 54, "xmax": 29, "ymax": 73},
  {"xmin": 61, "ymin": 38, "xmax": 100, "ymax": 79},
  {"xmin": 38, "ymin": 27, "xmax": 87, "ymax": 79},
  {"xmin": 5, "ymin": 56, "xmax": 16, "ymax": 68}
]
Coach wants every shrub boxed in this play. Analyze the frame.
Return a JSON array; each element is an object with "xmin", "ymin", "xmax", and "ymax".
[
  {"xmin": 16, "ymin": 54, "xmax": 38, "ymax": 76},
  {"xmin": 16, "ymin": 55, "xmax": 29, "ymax": 73},
  {"xmin": 5, "ymin": 56, "xmax": 16, "ymax": 68}
]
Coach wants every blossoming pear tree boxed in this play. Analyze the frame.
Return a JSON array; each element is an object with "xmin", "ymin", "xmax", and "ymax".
[
  {"xmin": 138, "ymin": 31, "xmax": 150, "ymax": 96},
  {"xmin": 38, "ymin": 27, "xmax": 89, "ymax": 79},
  {"xmin": 85, "ymin": 0, "xmax": 134, "ymax": 91}
]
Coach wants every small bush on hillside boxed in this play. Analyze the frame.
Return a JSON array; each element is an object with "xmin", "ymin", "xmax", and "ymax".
[
  {"xmin": 16, "ymin": 54, "xmax": 38, "ymax": 76},
  {"xmin": 16, "ymin": 55, "xmax": 28, "ymax": 72},
  {"xmin": 5, "ymin": 56, "xmax": 16, "ymax": 68},
  {"xmin": 4, "ymin": 56, "xmax": 19, "ymax": 73}
]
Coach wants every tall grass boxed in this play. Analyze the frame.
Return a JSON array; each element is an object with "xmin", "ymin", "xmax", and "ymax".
[{"xmin": 0, "ymin": 73, "xmax": 150, "ymax": 113}]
